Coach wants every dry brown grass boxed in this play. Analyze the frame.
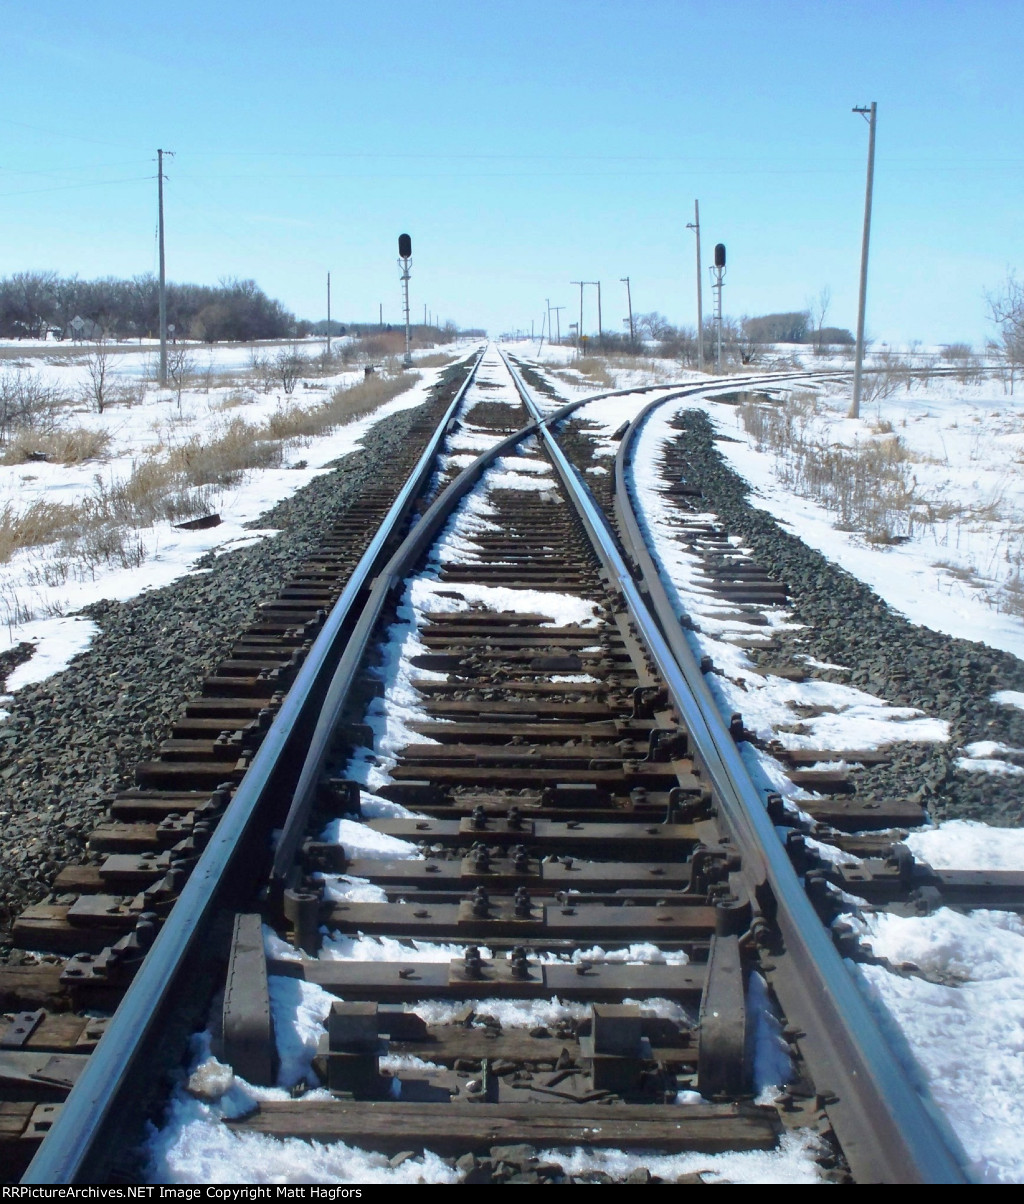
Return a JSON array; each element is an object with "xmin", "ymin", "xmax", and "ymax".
[
  {"xmin": 0, "ymin": 499, "xmax": 83, "ymax": 562},
  {"xmin": 265, "ymin": 372, "xmax": 419, "ymax": 442},
  {"xmin": 0, "ymin": 363, "xmax": 420, "ymax": 567},
  {"xmin": 0, "ymin": 427, "xmax": 113, "ymax": 465},
  {"xmin": 89, "ymin": 460, "xmax": 215, "ymax": 528},
  {"xmin": 165, "ymin": 418, "xmax": 282, "ymax": 487},
  {"xmin": 415, "ymin": 353, "xmax": 456, "ymax": 368},
  {"xmin": 552, "ymin": 359, "xmax": 615, "ymax": 390},
  {"xmin": 213, "ymin": 390, "xmax": 254, "ymax": 411},
  {"xmin": 574, "ymin": 358, "xmax": 614, "ymax": 387},
  {"xmin": 739, "ymin": 395, "xmax": 925, "ymax": 543},
  {"xmin": 352, "ymin": 332, "xmax": 409, "ymax": 360}
]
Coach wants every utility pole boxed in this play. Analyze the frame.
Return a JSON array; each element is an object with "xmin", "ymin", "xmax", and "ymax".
[
  {"xmin": 379, "ymin": 302, "xmax": 383, "ymax": 329},
  {"xmin": 398, "ymin": 233, "xmax": 412, "ymax": 367},
  {"xmin": 546, "ymin": 298, "xmax": 552, "ymax": 348},
  {"xmin": 595, "ymin": 281, "xmax": 602, "ymax": 345},
  {"xmin": 621, "ymin": 277, "xmax": 634, "ymax": 343},
  {"xmin": 850, "ymin": 101, "xmax": 877, "ymax": 419},
  {"xmin": 552, "ymin": 305, "xmax": 565, "ymax": 345},
  {"xmin": 571, "ymin": 282, "xmax": 584, "ymax": 353},
  {"xmin": 157, "ymin": 148, "xmax": 173, "ymax": 388},
  {"xmin": 326, "ymin": 272, "xmax": 331, "ymax": 356},
  {"xmin": 686, "ymin": 199, "xmax": 704, "ymax": 371}
]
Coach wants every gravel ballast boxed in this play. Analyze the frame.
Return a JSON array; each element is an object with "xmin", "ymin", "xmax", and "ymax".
[
  {"xmin": 660, "ymin": 408, "xmax": 1024, "ymax": 828},
  {"xmin": 0, "ymin": 390, "xmax": 449, "ymax": 936}
]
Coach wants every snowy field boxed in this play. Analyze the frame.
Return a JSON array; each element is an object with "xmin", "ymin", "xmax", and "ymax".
[{"xmin": 0, "ymin": 338, "xmax": 469, "ymax": 702}]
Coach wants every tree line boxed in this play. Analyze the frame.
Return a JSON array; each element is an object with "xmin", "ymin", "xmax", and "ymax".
[
  {"xmin": 0, "ymin": 272, "xmax": 297, "ymax": 342},
  {"xmin": 608, "ymin": 309, "xmax": 853, "ymax": 367}
]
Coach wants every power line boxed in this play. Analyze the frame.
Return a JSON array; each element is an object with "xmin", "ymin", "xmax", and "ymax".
[{"xmin": 0, "ymin": 175, "xmax": 153, "ymax": 199}]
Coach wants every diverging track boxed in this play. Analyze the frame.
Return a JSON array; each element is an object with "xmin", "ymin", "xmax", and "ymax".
[{"xmin": 18, "ymin": 347, "xmax": 973, "ymax": 1184}]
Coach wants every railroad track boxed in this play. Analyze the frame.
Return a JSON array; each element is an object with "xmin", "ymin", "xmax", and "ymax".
[{"xmin": 5, "ymin": 346, "xmax": 1005, "ymax": 1183}]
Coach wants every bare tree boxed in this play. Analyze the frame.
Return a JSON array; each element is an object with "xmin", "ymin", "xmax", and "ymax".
[
  {"xmin": 635, "ymin": 312, "xmax": 673, "ymax": 340},
  {"xmin": 275, "ymin": 347, "xmax": 304, "ymax": 395},
  {"xmin": 247, "ymin": 350, "xmax": 275, "ymax": 393},
  {"xmin": 807, "ymin": 285, "xmax": 831, "ymax": 354},
  {"xmin": 82, "ymin": 345, "xmax": 121, "ymax": 413},
  {"xmin": 0, "ymin": 368, "xmax": 61, "ymax": 443},
  {"xmin": 987, "ymin": 273, "xmax": 1024, "ymax": 394},
  {"xmin": 168, "ymin": 347, "xmax": 196, "ymax": 410},
  {"xmin": 11, "ymin": 271, "xmax": 57, "ymax": 338}
]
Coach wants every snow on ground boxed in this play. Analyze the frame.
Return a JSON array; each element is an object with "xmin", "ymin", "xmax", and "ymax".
[
  {"xmin": 833, "ymin": 815, "xmax": 1024, "ymax": 1182},
  {"xmin": 904, "ymin": 818, "xmax": 1024, "ymax": 870},
  {"xmin": 848, "ymin": 907, "xmax": 1024, "ymax": 1183},
  {"xmin": 706, "ymin": 377, "xmax": 1024, "ymax": 660},
  {"xmin": 0, "ymin": 341, "xmax": 471, "ymax": 691}
]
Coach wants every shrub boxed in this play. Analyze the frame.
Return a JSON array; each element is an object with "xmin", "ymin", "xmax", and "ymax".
[
  {"xmin": 275, "ymin": 348, "xmax": 304, "ymax": 395},
  {"xmin": 0, "ymin": 368, "xmax": 64, "ymax": 443}
]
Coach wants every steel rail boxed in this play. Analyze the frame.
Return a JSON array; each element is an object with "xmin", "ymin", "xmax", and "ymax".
[
  {"xmin": 499, "ymin": 349, "xmax": 969, "ymax": 1183},
  {"xmin": 23, "ymin": 351, "xmax": 485, "ymax": 1184},
  {"xmin": 269, "ymin": 362, "xmax": 710, "ymax": 879}
]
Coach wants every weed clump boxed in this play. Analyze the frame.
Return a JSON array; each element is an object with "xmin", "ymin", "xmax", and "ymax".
[{"xmin": 739, "ymin": 393, "xmax": 922, "ymax": 544}]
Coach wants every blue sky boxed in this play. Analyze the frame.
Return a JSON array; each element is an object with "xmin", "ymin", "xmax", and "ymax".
[{"xmin": 2, "ymin": 0, "xmax": 1022, "ymax": 344}]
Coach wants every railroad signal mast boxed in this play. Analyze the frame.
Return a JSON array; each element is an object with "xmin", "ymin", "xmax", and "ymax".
[
  {"xmin": 398, "ymin": 233, "xmax": 413, "ymax": 367},
  {"xmin": 570, "ymin": 282, "xmax": 584, "ymax": 357},
  {"xmin": 711, "ymin": 242, "xmax": 726, "ymax": 373}
]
